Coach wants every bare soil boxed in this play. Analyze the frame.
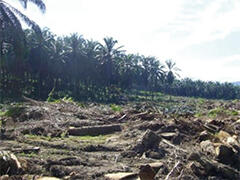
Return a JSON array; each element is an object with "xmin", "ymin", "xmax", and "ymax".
[{"xmin": 1, "ymin": 97, "xmax": 240, "ymax": 179}]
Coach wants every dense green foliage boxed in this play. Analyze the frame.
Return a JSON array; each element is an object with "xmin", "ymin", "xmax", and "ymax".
[
  {"xmin": 165, "ymin": 78, "xmax": 240, "ymax": 100},
  {"xmin": 0, "ymin": 28, "xmax": 240, "ymax": 103}
]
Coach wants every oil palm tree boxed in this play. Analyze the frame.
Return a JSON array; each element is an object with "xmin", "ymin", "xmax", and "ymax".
[
  {"xmin": 0, "ymin": 0, "xmax": 45, "ymax": 31},
  {"xmin": 96, "ymin": 37, "xmax": 125, "ymax": 85},
  {"xmin": 0, "ymin": 0, "xmax": 46, "ymax": 99},
  {"xmin": 165, "ymin": 59, "xmax": 181, "ymax": 85},
  {"xmin": 0, "ymin": 0, "xmax": 46, "ymax": 57}
]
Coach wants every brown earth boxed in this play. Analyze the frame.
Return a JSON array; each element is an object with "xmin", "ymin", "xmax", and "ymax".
[{"xmin": 1, "ymin": 97, "xmax": 240, "ymax": 179}]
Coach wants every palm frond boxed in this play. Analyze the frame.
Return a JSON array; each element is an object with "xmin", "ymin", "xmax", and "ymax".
[
  {"xmin": 0, "ymin": 3, "xmax": 23, "ymax": 32},
  {"xmin": 7, "ymin": 4, "xmax": 41, "ymax": 33},
  {"xmin": 17, "ymin": 0, "xmax": 46, "ymax": 13},
  {"xmin": 27, "ymin": 0, "xmax": 46, "ymax": 12}
]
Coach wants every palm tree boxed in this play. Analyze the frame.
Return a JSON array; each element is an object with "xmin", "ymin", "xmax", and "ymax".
[
  {"xmin": 96, "ymin": 37, "xmax": 125, "ymax": 85},
  {"xmin": 0, "ymin": 0, "xmax": 45, "ymax": 30},
  {"xmin": 0, "ymin": 0, "xmax": 46, "ymax": 58},
  {"xmin": 165, "ymin": 59, "xmax": 181, "ymax": 85}
]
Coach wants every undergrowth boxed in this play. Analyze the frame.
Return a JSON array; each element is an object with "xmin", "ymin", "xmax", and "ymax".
[
  {"xmin": 110, "ymin": 104, "xmax": 122, "ymax": 112},
  {"xmin": 208, "ymin": 107, "xmax": 239, "ymax": 118}
]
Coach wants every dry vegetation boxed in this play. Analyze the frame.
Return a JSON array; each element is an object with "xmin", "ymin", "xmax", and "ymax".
[{"xmin": 1, "ymin": 96, "xmax": 240, "ymax": 179}]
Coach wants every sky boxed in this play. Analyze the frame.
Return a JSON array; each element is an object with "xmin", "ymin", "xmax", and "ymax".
[{"xmin": 14, "ymin": 0, "xmax": 240, "ymax": 82}]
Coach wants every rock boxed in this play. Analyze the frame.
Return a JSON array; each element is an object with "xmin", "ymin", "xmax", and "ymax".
[
  {"xmin": 68, "ymin": 124, "xmax": 122, "ymax": 136},
  {"xmin": 0, "ymin": 151, "xmax": 22, "ymax": 175},
  {"xmin": 133, "ymin": 130, "xmax": 161, "ymax": 154},
  {"xmin": 200, "ymin": 140, "xmax": 215, "ymax": 155},
  {"xmin": 215, "ymin": 145, "xmax": 235, "ymax": 165},
  {"xmin": 105, "ymin": 172, "xmax": 139, "ymax": 180},
  {"xmin": 139, "ymin": 164, "xmax": 156, "ymax": 180}
]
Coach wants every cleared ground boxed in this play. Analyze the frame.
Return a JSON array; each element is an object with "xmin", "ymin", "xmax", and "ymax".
[{"xmin": 1, "ymin": 96, "xmax": 240, "ymax": 179}]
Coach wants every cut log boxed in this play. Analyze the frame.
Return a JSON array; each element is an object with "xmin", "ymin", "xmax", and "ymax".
[
  {"xmin": 37, "ymin": 177, "xmax": 61, "ymax": 180},
  {"xmin": 105, "ymin": 172, "xmax": 139, "ymax": 180},
  {"xmin": 12, "ymin": 147, "xmax": 40, "ymax": 154},
  {"xmin": 68, "ymin": 124, "xmax": 122, "ymax": 136}
]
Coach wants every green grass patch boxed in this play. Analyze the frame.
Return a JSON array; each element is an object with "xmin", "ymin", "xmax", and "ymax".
[
  {"xmin": 48, "ymin": 96, "xmax": 75, "ymax": 104},
  {"xmin": 24, "ymin": 134, "xmax": 56, "ymax": 141},
  {"xmin": 208, "ymin": 108, "xmax": 221, "ymax": 118},
  {"xmin": 233, "ymin": 99, "xmax": 239, "ymax": 103},
  {"xmin": 110, "ymin": 104, "xmax": 122, "ymax": 112},
  {"xmin": 17, "ymin": 152, "xmax": 38, "ymax": 158},
  {"xmin": 208, "ymin": 107, "xmax": 239, "ymax": 118},
  {"xmin": 194, "ymin": 112, "xmax": 204, "ymax": 118},
  {"xmin": 24, "ymin": 134, "xmax": 111, "ymax": 145},
  {"xmin": 0, "ymin": 110, "xmax": 5, "ymax": 117},
  {"xmin": 226, "ymin": 110, "xmax": 239, "ymax": 116},
  {"xmin": 197, "ymin": 98, "xmax": 205, "ymax": 105}
]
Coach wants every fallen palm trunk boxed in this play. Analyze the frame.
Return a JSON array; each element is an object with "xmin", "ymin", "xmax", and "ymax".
[{"xmin": 68, "ymin": 124, "xmax": 122, "ymax": 136}]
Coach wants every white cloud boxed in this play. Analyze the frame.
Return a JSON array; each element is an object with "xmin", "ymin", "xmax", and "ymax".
[{"xmin": 176, "ymin": 0, "xmax": 240, "ymax": 46}]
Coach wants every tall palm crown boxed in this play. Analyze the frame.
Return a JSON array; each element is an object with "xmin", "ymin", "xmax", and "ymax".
[
  {"xmin": 96, "ymin": 37, "xmax": 125, "ymax": 84},
  {"xmin": 97, "ymin": 37, "xmax": 124, "ymax": 62},
  {"xmin": 0, "ymin": 0, "xmax": 45, "ymax": 56},
  {"xmin": 165, "ymin": 59, "xmax": 181, "ymax": 84},
  {"xmin": 0, "ymin": 0, "xmax": 46, "ymax": 32}
]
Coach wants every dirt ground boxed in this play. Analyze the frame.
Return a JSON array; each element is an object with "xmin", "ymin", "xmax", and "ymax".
[{"xmin": 1, "ymin": 97, "xmax": 240, "ymax": 179}]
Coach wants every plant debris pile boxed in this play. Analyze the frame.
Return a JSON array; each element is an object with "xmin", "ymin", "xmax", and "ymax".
[{"xmin": 1, "ymin": 97, "xmax": 240, "ymax": 179}]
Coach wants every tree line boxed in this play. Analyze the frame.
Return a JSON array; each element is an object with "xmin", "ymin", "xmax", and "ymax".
[{"xmin": 0, "ymin": 28, "xmax": 240, "ymax": 102}]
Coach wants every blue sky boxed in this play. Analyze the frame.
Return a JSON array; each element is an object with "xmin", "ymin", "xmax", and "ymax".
[{"xmin": 14, "ymin": 0, "xmax": 240, "ymax": 82}]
